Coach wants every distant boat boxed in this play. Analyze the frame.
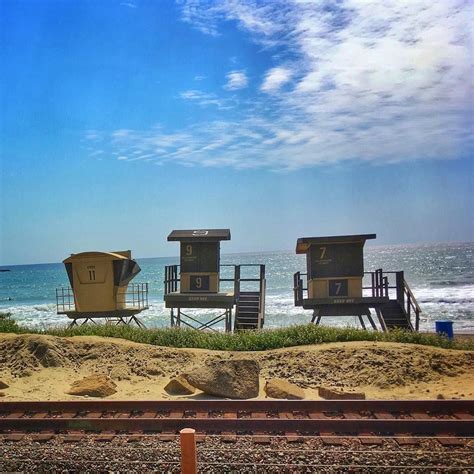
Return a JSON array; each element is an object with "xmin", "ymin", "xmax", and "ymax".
[{"xmin": 0, "ymin": 269, "xmax": 11, "ymax": 272}]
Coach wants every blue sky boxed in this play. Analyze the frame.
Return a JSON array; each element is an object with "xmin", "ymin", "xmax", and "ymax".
[{"xmin": 1, "ymin": 0, "xmax": 473, "ymax": 265}]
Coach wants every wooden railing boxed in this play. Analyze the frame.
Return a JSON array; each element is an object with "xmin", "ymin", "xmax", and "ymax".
[
  {"xmin": 401, "ymin": 274, "xmax": 422, "ymax": 331},
  {"xmin": 233, "ymin": 264, "xmax": 266, "ymax": 329},
  {"xmin": 293, "ymin": 271, "xmax": 306, "ymax": 306},
  {"xmin": 55, "ymin": 283, "xmax": 149, "ymax": 313},
  {"xmin": 164, "ymin": 265, "xmax": 179, "ymax": 294},
  {"xmin": 164, "ymin": 264, "xmax": 239, "ymax": 295},
  {"xmin": 293, "ymin": 269, "xmax": 421, "ymax": 331}
]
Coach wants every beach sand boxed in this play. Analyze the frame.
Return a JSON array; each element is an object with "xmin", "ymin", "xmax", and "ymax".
[{"xmin": 0, "ymin": 333, "xmax": 472, "ymax": 401}]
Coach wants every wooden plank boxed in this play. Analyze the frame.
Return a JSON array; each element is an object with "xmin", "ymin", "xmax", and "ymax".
[
  {"xmin": 137, "ymin": 411, "xmax": 157, "ymax": 418},
  {"xmin": 94, "ymin": 432, "xmax": 115, "ymax": 442},
  {"xmin": 374, "ymin": 410, "xmax": 396, "ymax": 419},
  {"xmin": 321, "ymin": 433, "xmax": 344, "ymax": 445},
  {"xmin": 253, "ymin": 434, "xmax": 271, "ymax": 444},
  {"xmin": 5, "ymin": 412, "xmax": 25, "ymax": 419},
  {"xmin": 62, "ymin": 433, "xmax": 84, "ymax": 443},
  {"xmin": 3, "ymin": 433, "xmax": 25, "ymax": 442},
  {"xmin": 358, "ymin": 432, "xmax": 383, "ymax": 445},
  {"xmin": 411, "ymin": 412, "xmax": 432, "ymax": 420},
  {"xmin": 437, "ymin": 436, "xmax": 465, "ymax": 447},
  {"xmin": 158, "ymin": 433, "xmax": 176, "ymax": 442},
  {"xmin": 30, "ymin": 433, "xmax": 54, "ymax": 442},
  {"xmin": 395, "ymin": 436, "xmax": 420, "ymax": 446},
  {"xmin": 221, "ymin": 432, "xmax": 237, "ymax": 443},
  {"xmin": 126, "ymin": 434, "xmax": 143, "ymax": 442},
  {"xmin": 285, "ymin": 432, "xmax": 303, "ymax": 443}
]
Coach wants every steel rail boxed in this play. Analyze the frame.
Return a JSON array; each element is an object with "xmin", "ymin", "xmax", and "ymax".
[
  {"xmin": 1, "ymin": 399, "xmax": 472, "ymax": 411},
  {"xmin": 0, "ymin": 399, "xmax": 472, "ymax": 436}
]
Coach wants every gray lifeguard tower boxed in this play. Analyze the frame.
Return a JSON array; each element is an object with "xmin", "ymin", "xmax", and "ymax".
[
  {"xmin": 56, "ymin": 251, "xmax": 148, "ymax": 327},
  {"xmin": 293, "ymin": 234, "xmax": 421, "ymax": 331},
  {"xmin": 164, "ymin": 229, "xmax": 266, "ymax": 331}
]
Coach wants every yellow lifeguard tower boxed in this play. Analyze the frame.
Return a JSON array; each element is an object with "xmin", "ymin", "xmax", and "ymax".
[{"xmin": 56, "ymin": 251, "xmax": 148, "ymax": 327}]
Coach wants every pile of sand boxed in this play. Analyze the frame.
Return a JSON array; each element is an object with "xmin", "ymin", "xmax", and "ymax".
[
  {"xmin": 0, "ymin": 333, "xmax": 472, "ymax": 401},
  {"xmin": 259, "ymin": 344, "xmax": 473, "ymax": 390}
]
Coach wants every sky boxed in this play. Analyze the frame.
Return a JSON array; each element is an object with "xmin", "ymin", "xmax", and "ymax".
[{"xmin": 0, "ymin": 0, "xmax": 473, "ymax": 265}]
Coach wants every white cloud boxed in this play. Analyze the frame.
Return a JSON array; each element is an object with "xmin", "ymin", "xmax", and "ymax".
[
  {"xmin": 194, "ymin": 75, "xmax": 206, "ymax": 81},
  {"xmin": 120, "ymin": 2, "xmax": 136, "ymax": 8},
  {"xmin": 179, "ymin": 89, "xmax": 233, "ymax": 109},
  {"xmin": 89, "ymin": 1, "xmax": 473, "ymax": 170},
  {"xmin": 175, "ymin": 0, "xmax": 473, "ymax": 168},
  {"xmin": 261, "ymin": 67, "xmax": 292, "ymax": 93},
  {"xmin": 224, "ymin": 70, "xmax": 248, "ymax": 90}
]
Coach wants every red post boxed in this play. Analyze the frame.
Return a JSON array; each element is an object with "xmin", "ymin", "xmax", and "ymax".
[{"xmin": 180, "ymin": 428, "xmax": 197, "ymax": 474}]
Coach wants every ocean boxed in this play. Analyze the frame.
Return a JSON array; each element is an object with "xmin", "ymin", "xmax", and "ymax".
[{"xmin": 1, "ymin": 242, "xmax": 473, "ymax": 333}]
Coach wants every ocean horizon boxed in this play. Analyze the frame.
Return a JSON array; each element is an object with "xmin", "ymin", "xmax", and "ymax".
[{"xmin": 1, "ymin": 242, "xmax": 473, "ymax": 333}]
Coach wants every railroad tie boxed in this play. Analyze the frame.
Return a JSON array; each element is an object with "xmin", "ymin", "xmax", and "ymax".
[
  {"xmin": 221, "ymin": 432, "xmax": 237, "ymax": 443},
  {"xmin": 395, "ymin": 435, "xmax": 420, "ymax": 446},
  {"xmin": 358, "ymin": 432, "xmax": 383, "ymax": 445},
  {"xmin": 320, "ymin": 433, "xmax": 344, "ymax": 445},
  {"xmin": 252, "ymin": 432, "xmax": 272, "ymax": 444},
  {"xmin": 3, "ymin": 432, "xmax": 25, "ymax": 442},
  {"xmin": 158, "ymin": 432, "xmax": 176, "ymax": 442},
  {"xmin": 94, "ymin": 431, "xmax": 116, "ymax": 442},
  {"xmin": 61, "ymin": 431, "xmax": 84, "ymax": 443}
]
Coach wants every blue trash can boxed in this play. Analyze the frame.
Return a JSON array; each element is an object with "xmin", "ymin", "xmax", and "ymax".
[{"xmin": 435, "ymin": 320, "xmax": 454, "ymax": 340}]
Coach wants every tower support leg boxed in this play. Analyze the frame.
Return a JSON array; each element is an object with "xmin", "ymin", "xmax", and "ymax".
[
  {"xmin": 225, "ymin": 308, "xmax": 232, "ymax": 333},
  {"xmin": 311, "ymin": 309, "xmax": 321, "ymax": 324},
  {"xmin": 366, "ymin": 310, "xmax": 377, "ymax": 330},
  {"xmin": 358, "ymin": 315, "xmax": 367, "ymax": 330},
  {"xmin": 375, "ymin": 308, "xmax": 388, "ymax": 332}
]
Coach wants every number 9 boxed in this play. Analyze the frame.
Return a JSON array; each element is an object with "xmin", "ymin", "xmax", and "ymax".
[
  {"xmin": 196, "ymin": 277, "xmax": 202, "ymax": 288},
  {"xmin": 186, "ymin": 245, "xmax": 193, "ymax": 256}
]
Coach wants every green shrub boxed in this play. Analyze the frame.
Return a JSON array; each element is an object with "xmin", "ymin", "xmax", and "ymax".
[
  {"xmin": 0, "ymin": 312, "xmax": 23, "ymax": 333},
  {"xmin": 1, "ymin": 315, "xmax": 471, "ymax": 351}
]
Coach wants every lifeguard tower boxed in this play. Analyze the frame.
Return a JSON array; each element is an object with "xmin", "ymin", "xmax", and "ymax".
[
  {"xmin": 164, "ymin": 229, "xmax": 266, "ymax": 331},
  {"xmin": 293, "ymin": 234, "xmax": 421, "ymax": 331},
  {"xmin": 56, "ymin": 251, "xmax": 148, "ymax": 327}
]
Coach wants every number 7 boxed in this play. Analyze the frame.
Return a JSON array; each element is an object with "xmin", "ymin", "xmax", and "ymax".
[{"xmin": 319, "ymin": 247, "xmax": 326, "ymax": 259}]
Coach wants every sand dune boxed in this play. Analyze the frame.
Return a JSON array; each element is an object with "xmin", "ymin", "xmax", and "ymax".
[{"xmin": 0, "ymin": 333, "xmax": 472, "ymax": 401}]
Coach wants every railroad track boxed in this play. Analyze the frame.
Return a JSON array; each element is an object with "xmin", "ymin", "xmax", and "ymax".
[{"xmin": 0, "ymin": 399, "xmax": 473, "ymax": 439}]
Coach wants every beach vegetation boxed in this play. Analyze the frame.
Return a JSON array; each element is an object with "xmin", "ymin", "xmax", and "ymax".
[{"xmin": 0, "ymin": 311, "xmax": 472, "ymax": 351}]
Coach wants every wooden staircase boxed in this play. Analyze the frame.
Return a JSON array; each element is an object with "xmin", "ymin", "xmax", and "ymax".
[
  {"xmin": 372, "ymin": 269, "xmax": 420, "ymax": 331},
  {"xmin": 378, "ymin": 300, "xmax": 413, "ymax": 330},
  {"xmin": 235, "ymin": 291, "xmax": 262, "ymax": 330},
  {"xmin": 233, "ymin": 265, "xmax": 266, "ymax": 331}
]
